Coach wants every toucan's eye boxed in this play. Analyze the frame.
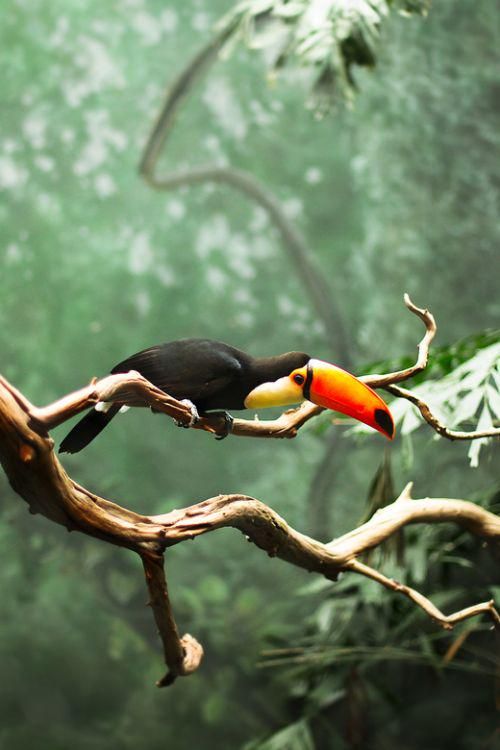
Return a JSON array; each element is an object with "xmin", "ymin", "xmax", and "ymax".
[{"xmin": 293, "ymin": 373, "xmax": 305, "ymax": 386}]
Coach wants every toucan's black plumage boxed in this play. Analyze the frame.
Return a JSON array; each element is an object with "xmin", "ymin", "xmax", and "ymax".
[
  {"xmin": 59, "ymin": 339, "xmax": 309, "ymax": 454},
  {"xmin": 110, "ymin": 339, "xmax": 309, "ymax": 411},
  {"xmin": 59, "ymin": 338, "xmax": 395, "ymax": 454}
]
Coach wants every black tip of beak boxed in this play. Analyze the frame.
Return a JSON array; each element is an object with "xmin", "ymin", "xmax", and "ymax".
[{"xmin": 375, "ymin": 408, "xmax": 395, "ymax": 439}]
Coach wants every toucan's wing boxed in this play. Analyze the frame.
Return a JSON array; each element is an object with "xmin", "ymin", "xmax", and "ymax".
[{"xmin": 110, "ymin": 340, "xmax": 244, "ymax": 404}]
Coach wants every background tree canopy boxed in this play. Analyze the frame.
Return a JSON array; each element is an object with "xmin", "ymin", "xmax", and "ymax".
[{"xmin": 0, "ymin": 1, "xmax": 498, "ymax": 749}]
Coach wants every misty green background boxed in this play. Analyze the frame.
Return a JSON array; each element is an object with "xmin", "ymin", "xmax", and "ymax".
[{"xmin": 1, "ymin": 1, "xmax": 498, "ymax": 749}]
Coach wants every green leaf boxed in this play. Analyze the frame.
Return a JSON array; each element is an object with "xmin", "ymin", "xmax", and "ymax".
[
  {"xmin": 489, "ymin": 586, "xmax": 500, "ymax": 602},
  {"xmin": 246, "ymin": 720, "xmax": 315, "ymax": 750},
  {"xmin": 485, "ymin": 383, "xmax": 500, "ymax": 419},
  {"xmin": 468, "ymin": 403, "xmax": 493, "ymax": 468},
  {"xmin": 439, "ymin": 555, "xmax": 474, "ymax": 569},
  {"xmin": 452, "ymin": 388, "xmax": 483, "ymax": 426}
]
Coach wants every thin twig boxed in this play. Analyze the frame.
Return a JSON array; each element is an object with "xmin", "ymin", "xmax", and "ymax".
[
  {"xmin": 361, "ymin": 294, "xmax": 436, "ymax": 388},
  {"xmin": 347, "ymin": 558, "xmax": 500, "ymax": 630},
  {"xmin": 385, "ymin": 383, "xmax": 500, "ymax": 441}
]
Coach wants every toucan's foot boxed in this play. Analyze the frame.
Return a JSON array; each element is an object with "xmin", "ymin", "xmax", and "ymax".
[
  {"xmin": 214, "ymin": 411, "xmax": 234, "ymax": 440},
  {"xmin": 175, "ymin": 400, "xmax": 200, "ymax": 428}
]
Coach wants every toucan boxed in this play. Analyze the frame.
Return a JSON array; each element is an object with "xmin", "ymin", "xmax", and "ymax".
[{"xmin": 59, "ymin": 338, "xmax": 394, "ymax": 454}]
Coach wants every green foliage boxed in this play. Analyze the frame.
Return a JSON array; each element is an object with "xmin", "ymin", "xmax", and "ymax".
[
  {"xmin": 352, "ymin": 332, "xmax": 500, "ymax": 466},
  {"xmin": 392, "ymin": 341, "xmax": 500, "ymax": 466},
  {"xmin": 220, "ymin": 0, "xmax": 430, "ymax": 112}
]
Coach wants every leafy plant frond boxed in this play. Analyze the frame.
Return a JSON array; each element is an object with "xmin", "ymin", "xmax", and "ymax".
[{"xmin": 218, "ymin": 0, "xmax": 430, "ymax": 112}]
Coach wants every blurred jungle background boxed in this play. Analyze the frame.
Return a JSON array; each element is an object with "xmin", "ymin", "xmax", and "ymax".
[{"xmin": 1, "ymin": 1, "xmax": 499, "ymax": 748}]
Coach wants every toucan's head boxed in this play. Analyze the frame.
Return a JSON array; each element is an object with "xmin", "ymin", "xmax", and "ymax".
[{"xmin": 244, "ymin": 357, "xmax": 395, "ymax": 440}]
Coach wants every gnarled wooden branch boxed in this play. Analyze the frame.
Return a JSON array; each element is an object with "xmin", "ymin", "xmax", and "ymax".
[
  {"xmin": 0, "ymin": 368, "xmax": 498, "ymax": 685},
  {"xmin": 1, "ymin": 299, "xmax": 498, "ymax": 684}
]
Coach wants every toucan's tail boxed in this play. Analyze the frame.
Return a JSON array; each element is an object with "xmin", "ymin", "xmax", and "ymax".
[{"xmin": 59, "ymin": 404, "xmax": 121, "ymax": 454}]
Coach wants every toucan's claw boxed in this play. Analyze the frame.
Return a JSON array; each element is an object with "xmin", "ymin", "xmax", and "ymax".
[
  {"xmin": 175, "ymin": 400, "xmax": 200, "ymax": 428},
  {"xmin": 215, "ymin": 412, "xmax": 234, "ymax": 440}
]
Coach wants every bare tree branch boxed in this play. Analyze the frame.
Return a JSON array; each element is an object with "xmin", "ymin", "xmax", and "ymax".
[
  {"xmin": 0, "ymin": 373, "xmax": 498, "ymax": 685},
  {"xmin": 29, "ymin": 367, "xmax": 322, "ymax": 440},
  {"xmin": 328, "ymin": 483, "xmax": 500, "ymax": 555}
]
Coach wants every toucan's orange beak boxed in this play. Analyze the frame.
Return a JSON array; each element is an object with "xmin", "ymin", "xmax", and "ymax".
[{"xmin": 304, "ymin": 359, "xmax": 395, "ymax": 439}]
